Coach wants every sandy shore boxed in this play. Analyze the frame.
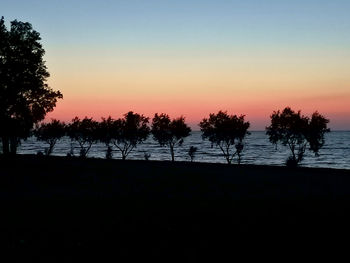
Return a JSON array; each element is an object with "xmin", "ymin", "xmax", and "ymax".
[{"xmin": 1, "ymin": 154, "xmax": 350, "ymax": 261}]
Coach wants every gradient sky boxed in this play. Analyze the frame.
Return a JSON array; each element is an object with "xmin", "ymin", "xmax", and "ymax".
[{"xmin": 2, "ymin": 0, "xmax": 350, "ymax": 129}]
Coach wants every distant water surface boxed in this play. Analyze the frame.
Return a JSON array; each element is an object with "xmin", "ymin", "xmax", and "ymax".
[{"xmin": 16, "ymin": 131, "xmax": 350, "ymax": 170}]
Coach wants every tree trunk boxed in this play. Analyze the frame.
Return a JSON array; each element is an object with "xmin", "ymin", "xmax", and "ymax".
[
  {"xmin": 47, "ymin": 144, "xmax": 53, "ymax": 156},
  {"xmin": 9, "ymin": 137, "xmax": 17, "ymax": 155},
  {"xmin": 1, "ymin": 136, "xmax": 10, "ymax": 155},
  {"xmin": 170, "ymin": 146, "xmax": 175, "ymax": 162}
]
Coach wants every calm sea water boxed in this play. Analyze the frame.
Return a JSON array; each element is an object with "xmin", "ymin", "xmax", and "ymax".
[{"xmin": 16, "ymin": 131, "xmax": 350, "ymax": 169}]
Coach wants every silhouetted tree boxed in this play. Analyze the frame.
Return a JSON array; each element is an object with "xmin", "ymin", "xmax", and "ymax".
[
  {"xmin": 34, "ymin": 119, "xmax": 66, "ymax": 155},
  {"xmin": 151, "ymin": 113, "xmax": 191, "ymax": 162},
  {"xmin": 266, "ymin": 107, "xmax": 330, "ymax": 167},
  {"xmin": 97, "ymin": 116, "xmax": 115, "ymax": 159},
  {"xmin": 307, "ymin": 112, "xmax": 331, "ymax": 156},
  {"xmin": 112, "ymin": 112, "xmax": 150, "ymax": 160},
  {"xmin": 0, "ymin": 17, "xmax": 62, "ymax": 155},
  {"xmin": 66, "ymin": 117, "xmax": 98, "ymax": 158},
  {"xmin": 199, "ymin": 111, "xmax": 250, "ymax": 164},
  {"xmin": 188, "ymin": 146, "xmax": 198, "ymax": 162}
]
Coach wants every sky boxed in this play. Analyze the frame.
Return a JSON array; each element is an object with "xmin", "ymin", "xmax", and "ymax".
[{"xmin": 2, "ymin": 0, "xmax": 350, "ymax": 130}]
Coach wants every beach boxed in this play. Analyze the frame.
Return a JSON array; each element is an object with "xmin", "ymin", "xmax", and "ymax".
[{"xmin": 1, "ymin": 155, "xmax": 350, "ymax": 261}]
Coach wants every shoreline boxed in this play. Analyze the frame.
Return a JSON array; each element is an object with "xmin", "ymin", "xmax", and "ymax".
[{"xmin": 3, "ymin": 153, "xmax": 350, "ymax": 171}]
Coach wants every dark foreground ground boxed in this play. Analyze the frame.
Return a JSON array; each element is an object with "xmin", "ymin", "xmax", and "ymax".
[{"xmin": 1, "ymin": 155, "xmax": 350, "ymax": 262}]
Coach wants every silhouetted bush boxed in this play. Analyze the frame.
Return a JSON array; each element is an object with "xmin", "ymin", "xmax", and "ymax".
[
  {"xmin": 266, "ymin": 107, "xmax": 330, "ymax": 167},
  {"xmin": 285, "ymin": 156, "xmax": 298, "ymax": 168},
  {"xmin": 0, "ymin": 17, "xmax": 62, "ymax": 155},
  {"xmin": 188, "ymin": 146, "xmax": 198, "ymax": 162},
  {"xmin": 151, "ymin": 113, "xmax": 191, "ymax": 162},
  {"xmin": 144, "ymin": 152, "xmax": 151, "ymax": 161},
  {"xmin": 66, "ymin": 117, "xmax": 98, "ymax": 158},
  {"xmin": 199, "ymin": 111, "xmax": 250, "ymax": 164},
  {"xmin": 34, "ymin": 119, "xmax": 66, "ymax": 155}
]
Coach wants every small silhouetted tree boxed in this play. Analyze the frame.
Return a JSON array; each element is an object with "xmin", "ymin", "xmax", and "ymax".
[
  {"xmin": 0, "ymin": 17, "xmax": 62, "ymax": 155},
  {"xmin": 112, "ymin": 112, "xmax": 150, "ymax": 160},
  {"xmin": 199, "ymin": 111, "xmax": 250, "ymax": 164},
  {"xmin": 266, "ymin": 107, "xmax": 330, "ymax": 167},
  {"xmin": 188, "ymin": 146, "xmax": 198, "ymax": 162},
  {"xmin": 307, "ymin": 112, "xmax": 331, "ymax": 156},
  {"xmin": 97, "ymin": 116, "xmax": 115, "ymax": 159},
  {"xmin": 67, "ymin": 117, "xmax": 98, "ymax": 158},
  {"xmin": 151, "ymin": 113, "xmax": 191, "ymax": 162},
  {"xmin": 34, "ymin": 119, "xmax": 66, "ymax": 155}
]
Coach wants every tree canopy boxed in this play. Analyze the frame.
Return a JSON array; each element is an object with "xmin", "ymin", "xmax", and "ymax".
[
  {"xmin": 0, "ymin": 17, "xmax": 62, "ymax": 154},
  {"xmin": 113, "ymin": 112, "xmax": 150, "ymax": 160},
  {"xmin": 151, "ymin": 113, "xmax": 191, "ymax": 162},
  {"xmin": 97, "ymin": 116, "xmax": 115, "ymax": 159},
  {"xmin": 199, "ymin": 111, "xmax": 250, "ymax": 164},
  {"xmin": 96, "ymin": 112, "xmax": 150, "ymax": 160},
  {"xmin": 266, "ymin": 107, "xmax": 330, "ymax": 167},
  {"xmin": 34, "ymin": 119, "xmax": 66, "ymax": 155},
  {"xmin": 67, "ymin": 117, "xmax": 98, "ymax": 157}
]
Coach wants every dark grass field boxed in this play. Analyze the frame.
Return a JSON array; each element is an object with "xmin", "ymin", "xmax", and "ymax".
[{"xmin": 1, "ymin": 155, "xmax": 350, "ymax": 262}]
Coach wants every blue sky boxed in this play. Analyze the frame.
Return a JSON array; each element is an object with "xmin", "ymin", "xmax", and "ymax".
[
  {"xmin": 1, "ymin": 0, "xmax": 350, "ymax": 129},
  {"xmin": 2, "ymin": 0, "xmax": 349, "ymax": 49}
]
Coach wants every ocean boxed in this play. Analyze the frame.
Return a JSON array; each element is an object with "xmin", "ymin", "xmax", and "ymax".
[{"xmin": 16, "ymin": 131, "xmax": 350, "ymax": 169}]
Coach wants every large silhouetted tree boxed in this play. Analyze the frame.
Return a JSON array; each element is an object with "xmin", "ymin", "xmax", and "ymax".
[
  {"xmin": 112, "ymin": 112, "xmax": 150, "ymax": 160},
  {"xmin": 199, "ymin": 111, "xmax": 250, "ymax": 164},
  {"xmin": 266, "ymin": 107, "xmax": 330, "ymax": 167},
  {"xmin": 34, "ymin": 119, "xmax": 66, "ymax": 155},
  {"xmin": 0, "ymin": 17, "xmax": 62, "ymax": 155},
  {"xmin": 67, "ymin": 117, "xmax": 98, "ymax": 158},
  {"xmin": 151, "ymin": 113, "xmax": 191, "ymax": 162}
]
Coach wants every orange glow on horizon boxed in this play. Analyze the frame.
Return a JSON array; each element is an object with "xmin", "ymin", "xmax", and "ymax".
[{"xmin": 44, "ymin": 47, "xmax": 350, "ymax": 130}]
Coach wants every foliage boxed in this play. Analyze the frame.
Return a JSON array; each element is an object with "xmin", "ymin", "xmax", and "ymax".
[
  {"xmin": 96, "ymin": 112, "xmax": 150, "ymax": 160},
  {"xmin": 199, "ymin": 111, "xmax": 250, "ymax": 164},
  {"xmin": 307, "ymin": 111, "xmax": 330, "ymax": 156},
  {"xmin": 188, "ymin": 146, "xmax": 198, "ymax": 162},
  {"xmin": 266, "ymin": 107, "xmax": 330, "ymax": 167},
  {"xmin": 151, "ymin": 113, "xmax": 191, "ymax": 162},
  {"xmin": 97, "ymin": 116, "xmax": 115, "ymax": 159},
  {"xmin": 66, "ymin": 117, "xmax": 98, "ymax": 157},
  {"xmin": 0, "ymin": 17, "xmax": 62, "ymax": 154},
  {"xmin": 112, "ymin": 112, "xmax": 150, "ymax": 160},
  {"xmin": 34, "ymin": 119, "xmax": 66, "ymax": 155}
]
